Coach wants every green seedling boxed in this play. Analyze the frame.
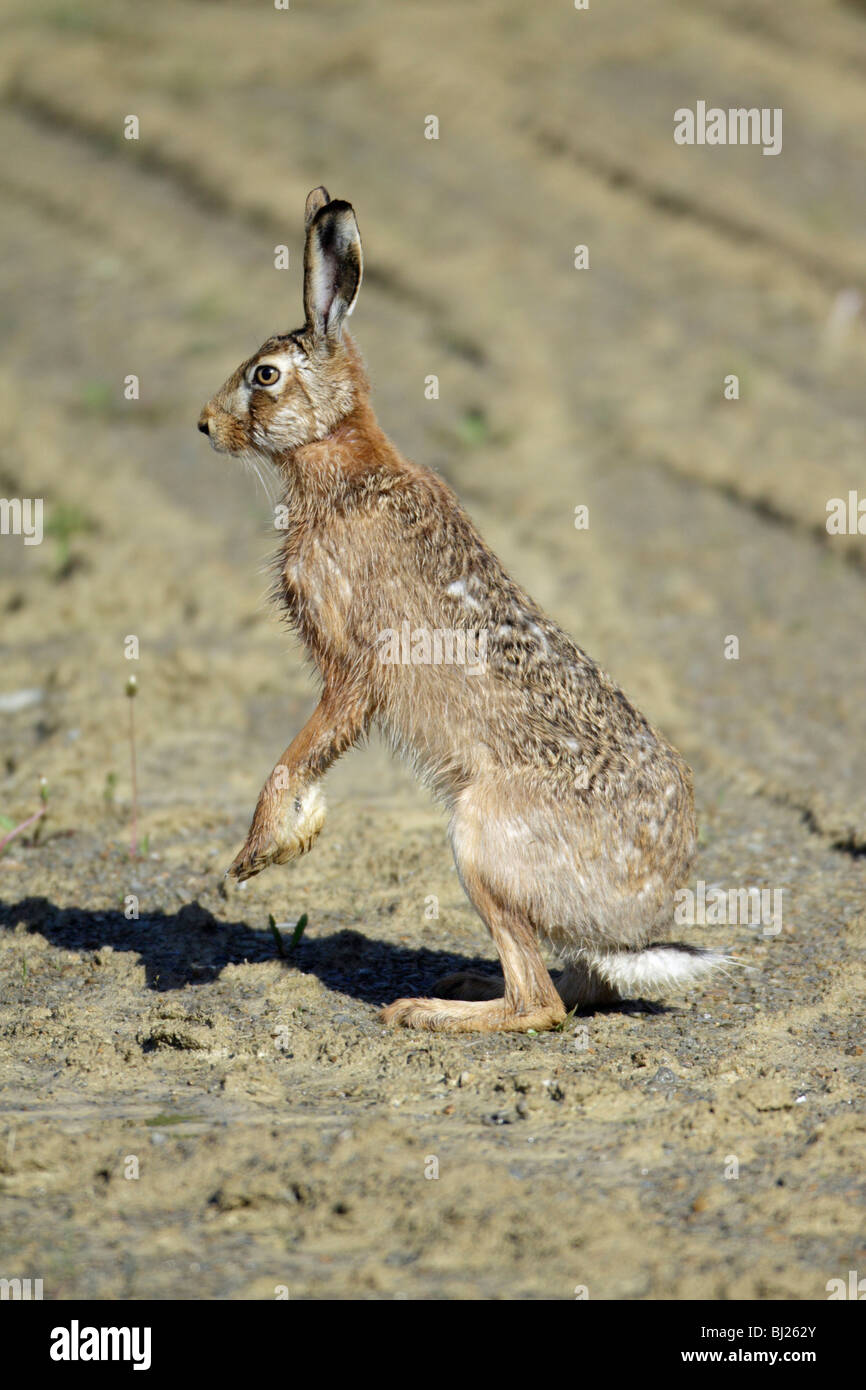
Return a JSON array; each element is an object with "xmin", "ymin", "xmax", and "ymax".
[
  {"xmin": 268, "ymin": 914, "xmax": 286, "ymax": 958},
  {"xmin": 551, "ymin": 1004, "xmax": 581, "ymax": 1033},
  {"xmin": 44, "ymin": 502, "xmax": 96, "ymax": 576},
  {"xmin": 456, "ymin": 408, "xmax": 489, "ymax": 448},
  {"xmin": 0, "ymin": 780, "xmax": 48, "ymax": 856},
  {"xmin": 32, "ymin": 777, "xmax": 49, "ymax": 844},
  {"xmin": 126, "ymin": 675, "xmax": 139, "ymax": 860},
  {"xmin": 269, "ymin": 911, "xmax": 308, "ymax": 958},
  {"xmin": 289, "ymin": 912, "xmax": 308, "ymax": 949},
  {"xmin": 79, "ymin": 381, "xmax": 114, "ymax": 415}
]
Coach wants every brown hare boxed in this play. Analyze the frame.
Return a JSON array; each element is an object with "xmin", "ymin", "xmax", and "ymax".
[{"xmin": 198, "ymin": 187, "xmax": 728, "ymax": 1033}]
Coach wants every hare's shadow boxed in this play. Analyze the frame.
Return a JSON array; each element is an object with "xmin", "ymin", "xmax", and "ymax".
[
  {"xmin": 0, "ymin": 894, "xmax": 494, "ymax": 1005},
  {"xmin": 0, "ymin": 896, "xmax": 668, "ymax": 1015}
]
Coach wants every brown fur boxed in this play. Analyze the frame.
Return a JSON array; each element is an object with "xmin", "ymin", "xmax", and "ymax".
[{"xmin": 198, "ymin": 188, "xmax": 718, "ymax": 1034}]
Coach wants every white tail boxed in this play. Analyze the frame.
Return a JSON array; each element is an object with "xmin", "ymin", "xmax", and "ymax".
[{"xmin": 587, "ymin": 944, "xmax": 734, "ymax": 996}]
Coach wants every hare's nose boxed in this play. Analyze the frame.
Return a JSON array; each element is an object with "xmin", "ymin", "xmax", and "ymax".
[{"xmin": 197, "ymin": 413, "xmax": 211, "ymax": 435}]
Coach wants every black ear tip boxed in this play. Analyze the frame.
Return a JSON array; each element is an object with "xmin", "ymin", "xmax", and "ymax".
[
  {"xmin": 310, "ymin": 199, "xmax": 358, "ymax": 239},
  {"xmin": 320, "ymin": 198, "xmax": 355, "ymax": 217}
]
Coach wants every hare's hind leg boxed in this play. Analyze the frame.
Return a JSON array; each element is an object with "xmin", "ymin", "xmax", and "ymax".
[
  {"xmin": 430, "ymin": 969, "xmax": 504, "ymax": 1001},
  {"xmin": 555, "ymin": 961, "xmax": 622, "ymax": 1009},
  {"xmin": 381, "ymin": 873, "xmax": 565, "ymax": 1033}
]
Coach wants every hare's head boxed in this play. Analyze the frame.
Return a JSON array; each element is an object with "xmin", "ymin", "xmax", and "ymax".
[{"xmin": 198, "ymin": 187, "xmax": 365, "ymax": 460}]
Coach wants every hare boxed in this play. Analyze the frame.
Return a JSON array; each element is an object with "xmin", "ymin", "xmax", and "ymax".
[{"xmin": 198, "ymin": 186, "xmax": 728, "ymax": 1033}]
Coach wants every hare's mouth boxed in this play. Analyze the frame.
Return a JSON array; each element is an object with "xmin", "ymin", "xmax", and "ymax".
[
  {"xmin": 201, "ymin": 427, "xmax": 250, "ymax": 460},
  {"xmin": 197, "ymin": 414, "xmax": 225, "ymax": 451},
  {"xmin": 198, "ymin": 406, "xmax": 249, "ymax": 457}
]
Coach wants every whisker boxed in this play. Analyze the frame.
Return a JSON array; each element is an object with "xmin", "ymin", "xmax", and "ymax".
[{"xmin": 242, "ymin": 448, "xmax": 284, "ymax": 509}]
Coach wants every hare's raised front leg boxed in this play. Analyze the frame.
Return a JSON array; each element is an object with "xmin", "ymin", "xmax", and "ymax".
[
  {"xmin": 381, "ymin": 870, "xmax": 566, "ymax": 1034},
  {"xmin": 228, "ymin": 682, "xmax": 370, "ymax": 882}
]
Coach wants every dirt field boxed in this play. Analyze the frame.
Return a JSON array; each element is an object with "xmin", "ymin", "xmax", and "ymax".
[{"xmin": 0, "ymin": 0, "xmax": 864, "ymax": 1300}]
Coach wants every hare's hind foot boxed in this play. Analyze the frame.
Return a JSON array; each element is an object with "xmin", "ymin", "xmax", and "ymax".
[
  {"xmin": 432, "ymin": 970, "xmax": 504, "ymax": 1001},
  {"xmin": 392, "ymin": 864, "xmax": 566, "ymax": 1031},
  {"xmin": 380, "ymin": 995, "xmax": 566, "ymax": 1034},
  {"xmin": 228, "ymin": 785, "xmax": 325, "ymax": 882},
  {"xmin": 432, "ymin": 966, "xmax": 626, "ymax": 1011}
]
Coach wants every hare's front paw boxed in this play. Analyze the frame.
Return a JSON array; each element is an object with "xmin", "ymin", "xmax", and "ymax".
[{"xmin": 228, "ymin": 786, "xmax": 326, "ymax": 882}]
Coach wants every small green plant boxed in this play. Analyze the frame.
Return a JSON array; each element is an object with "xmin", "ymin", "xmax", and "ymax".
[
  {"xmin": 289, "ymin": 913, "xmax": 308, "ymax": 949},
  {"xmin": 0, "ymin": 779, "xmax": 48, "ymax": 857},
  {"xmin": 32, "ymin": 777, "xmax": 49, "ymax": 844},
  {"xmin": 268, "ymin": 914, "xmax": 286, "ymax": 958},
  {"xmin": 455, "ymin": 408, "xmax": 489, "ymax": 448},
  {"xmin": 269, "ymin": 911, "xmax": 308, "ymax": 957},
  {"xmin": 126, "ymin": 675, "xmax": 139, "ymax": 860},
  {"xmin": 44, "ymin": 502, "xmax": 96, "ymax": 576},
  {"xmin": 79, "ymin": 381, "xmax": 114, "ymax": 415},
  {"xmin": 104, "ymin": 771, "xmax": 117, "ymax": 807}
]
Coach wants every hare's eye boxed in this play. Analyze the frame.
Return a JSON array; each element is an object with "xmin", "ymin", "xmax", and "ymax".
[{"xmin": 253, "ymin": 364, "xmax": 280, "ymax": 386}]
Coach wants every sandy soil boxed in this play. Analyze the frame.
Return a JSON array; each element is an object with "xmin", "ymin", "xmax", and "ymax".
[{"xmin": 0, "ymin": 0, "xmax": 864, "ymax": 1299}]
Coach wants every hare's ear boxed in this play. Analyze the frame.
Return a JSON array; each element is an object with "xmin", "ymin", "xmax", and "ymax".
[
  {"xmin": 303, "ymin": 197, "xmax": 363, "ymax": 342},
  {"xmin": 304, "ymin": 185, "xmax": 330, "ymax": 229}
]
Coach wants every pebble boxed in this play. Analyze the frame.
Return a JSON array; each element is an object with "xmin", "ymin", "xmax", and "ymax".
[{"xmin": 0, "ymin": 688, "xmax": 44, "ymax": 713}]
